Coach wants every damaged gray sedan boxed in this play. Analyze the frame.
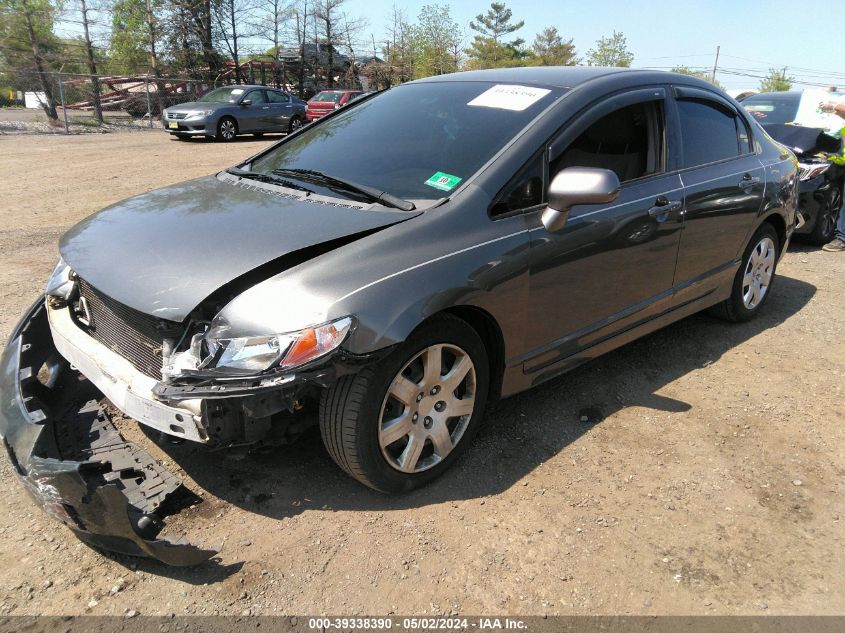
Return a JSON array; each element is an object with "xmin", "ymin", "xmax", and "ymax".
[{"xmin": 1, "ymin": 67, "xmax": 797, "ymax": 565}]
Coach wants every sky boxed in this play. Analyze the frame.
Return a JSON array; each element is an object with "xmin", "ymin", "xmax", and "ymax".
[{"xmin": 340, "ymin": 0, "xmax": 845, "ymax": 90}]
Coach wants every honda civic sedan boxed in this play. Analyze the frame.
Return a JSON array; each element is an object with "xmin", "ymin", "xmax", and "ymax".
[
  {"xmin": 0, "ymin": 67, "xmax": 797, "ymax": 565},
  {"xmin": 162, "ymin": 85, "xmax": 307, "ymax": 141}
]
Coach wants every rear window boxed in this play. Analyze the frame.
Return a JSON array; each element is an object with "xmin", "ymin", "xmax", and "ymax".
[
  {"xmin": 742, "ymin": 93, "xmax": 801, "ymax": 125},
  {"xmin": 311, "ymin": 92, "xmax": 343, "ymax": 103}
]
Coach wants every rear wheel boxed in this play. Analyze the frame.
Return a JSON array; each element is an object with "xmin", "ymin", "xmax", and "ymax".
[
  {"xmin": 288, "ymin": 116, "xmax": 303, "ymax": 133},
  {"xmin": 709, "ymin": 223, "xmax": 779, "ymax": 322},
  {"xmin": 216, "ymin": 117, "xmax": 238, "ymax": 142},
  {"xmin": 319, "ymin": 315, "xmax": 489, "ymax": 493},
  {"xmin": 807, "ymin": 184, "xmax": 842, "ymax": 245}
]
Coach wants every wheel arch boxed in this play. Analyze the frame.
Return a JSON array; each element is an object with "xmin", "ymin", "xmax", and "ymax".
[
  {"xmin": 760, "ymin": 211, "xmax": 787, "ymax": 255},
  {"xmin": 417, "ymin": 305, "xmax": 506, "ymax": 401}
]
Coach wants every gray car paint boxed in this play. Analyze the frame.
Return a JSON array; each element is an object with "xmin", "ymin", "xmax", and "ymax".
[
  {"xmin": 163, "ymin": 86, "xmax": 306, "ymax": 137},
  {"xmin": 62, "ymin": 68, "xmax": 796, "ymax": 397},
  {"xmin": 59, "ymin": 174, "xmax": 419, "ymax": 321}
]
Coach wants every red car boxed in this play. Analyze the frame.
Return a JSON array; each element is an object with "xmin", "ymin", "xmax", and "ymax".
[{"xmin": 305, "ymin": 90, "xmax": 363, "ymax": 122}]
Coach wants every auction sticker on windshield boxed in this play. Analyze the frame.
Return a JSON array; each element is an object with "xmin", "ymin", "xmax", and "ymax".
[
  {"xmin": 425, "ymin": 172, "xmax": 462, "ymax": 192},
  {"xmin": 468, "ymin": 84, "xmax": 551, "ymax": 111}
]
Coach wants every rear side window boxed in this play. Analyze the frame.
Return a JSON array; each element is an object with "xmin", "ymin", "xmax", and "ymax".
[
  {"xmin": 268, "ymin": 91, "xmax": 290, "ymax": 104},
  {"xmin": 677, "ymin": 100, "xmax": 742, "ymax": 168}
]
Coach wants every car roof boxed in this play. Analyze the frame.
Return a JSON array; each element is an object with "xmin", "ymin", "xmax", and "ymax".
[{"xmin": 410, "ymin": 67, "xmax": 677, "ymax": 89}]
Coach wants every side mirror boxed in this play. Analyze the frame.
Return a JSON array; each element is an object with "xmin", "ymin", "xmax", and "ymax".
[
  {"xmin": 240, "ymin": 98, "xmax": 252, "ymax": 106},
  {"xmin": 541, "ymin": 167, "xmax": 621, "ymax": 233}
]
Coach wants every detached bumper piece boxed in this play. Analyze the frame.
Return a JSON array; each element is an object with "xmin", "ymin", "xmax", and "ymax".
[{"xmin": 0, "ymin": 301, "xmax": 217, "ymax": 566}]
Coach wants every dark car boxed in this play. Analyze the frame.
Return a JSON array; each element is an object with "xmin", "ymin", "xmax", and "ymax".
[
  {"xmin": 742, "ymin": 91, "xmax": 843, "ymax": 244},
  {"xmin": 1, "ymin": 68, "xmax": 796, "ymax": 565},
  {"xmin": 305, "ymin": 89, "xmax": 363, "ymax": 122},
  {"xmin": 162, "ymin": 85, "xmax": 307, "ymax": 141}
]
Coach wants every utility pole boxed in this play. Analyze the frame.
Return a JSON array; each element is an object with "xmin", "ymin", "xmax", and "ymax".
[{"xmin": 711, "ymin": 45, "xmax": 720, "ymax": 83}]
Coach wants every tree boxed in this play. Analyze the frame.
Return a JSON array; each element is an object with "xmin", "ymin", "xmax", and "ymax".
[
  {"xmin": 252, "ymin": 0, "xmax": 293, "ymax": 87},
  {"xmin": 671, "ymin": 65, "xmax": 723, "ymax": 89},
  {"xmin": 313, "ymin": 0, "xmax": 344, "ymax": 88},
  {"xmin": 0, "ymin": 0, "xmax": 62, "ymax": 121},
  {"xmin": 411, "ymin": 4, "xmax": 461, "ymax": 77},
  {"xmin": 759, "ymin": 67, "xmax": 793, "ymax": 92},
  {"xmin": 214, "ymin": 0, "xmax": 257, "ymax": 83},
  {"xmin": 465, "ymin": 1, "xmax": 526, "ymax": 69},
  {"xmin": 529, "ymin": 26, "xmax": 576, "ymax": 66},
  {"xmin": 79, "ymin": 0, "xmax": 103, "ymax": 122},
  {"xmin": 586, "ymin": 30, "xmax": 633, "ymax": 67}
]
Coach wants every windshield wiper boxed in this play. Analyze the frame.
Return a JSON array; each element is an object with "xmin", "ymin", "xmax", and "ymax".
[
  {"xmin": 226, "ymin": 167, "xmax": 314, "ymax": 194},
  {"xmin": 271, "ymin": 168, "xmax": 416, "ymax": 211}
]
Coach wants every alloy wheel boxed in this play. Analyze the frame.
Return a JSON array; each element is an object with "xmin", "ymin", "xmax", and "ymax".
[
  {"xmin": 219, "ymin": 119, "xmax": 236, "ymax": 140},
  {"xmin": 742, "ymin": 236, "xmax": 775, "ymax": 309},
  {"xmin": 378, "ymin": 343, "xmax": 477, "ymax": 474},
  {"xmin": 822, "ymin": 187, "xmax": 843, "ymax": 239},
  {"xmin": 290, "ymin": 117, "xmax": 302, "ymax": 132}
]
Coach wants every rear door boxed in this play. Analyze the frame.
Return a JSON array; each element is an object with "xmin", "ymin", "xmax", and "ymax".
[
  {"xmin": 670, "ymin": 87, "xmax": 765, "ymax": 289},
  {"xmin": 523, "ymin": 87, "xmax": 685, "ymax": 369},
  {"xmin": 266, "ymin": 90, "xmax": 292, "ymax": 129}
]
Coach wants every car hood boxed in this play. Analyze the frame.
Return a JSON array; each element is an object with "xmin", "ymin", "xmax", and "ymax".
[
  {"xmin": 59, "ymin": 174, "xmax": 419, "ymax": 321},
  {"xmin": 762, "ymin": 123, "xmax": 842, "ymax": 157}
]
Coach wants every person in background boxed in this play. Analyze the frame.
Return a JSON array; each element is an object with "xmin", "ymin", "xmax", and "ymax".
[{"xmin": 819, "ymin": 99, "xmax": 845, "ymax": 252}]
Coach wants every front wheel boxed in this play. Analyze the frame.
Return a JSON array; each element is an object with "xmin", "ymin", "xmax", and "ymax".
[
  {"xmin": 319, "ymin": 315, "xmax": 489, "ymax": 493},
  {"xmin": 709, "ymin": 223, "xmax": 779, "ymax": 322},
  {"xmin": 216, "ymin": 117, "xmax": 238, "ymax": 142}
]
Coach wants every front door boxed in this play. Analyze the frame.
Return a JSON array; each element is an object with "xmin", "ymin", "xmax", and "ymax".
[
  {"xmin": 240, "ymin": 89, "xmax": 268, "ymax": 131},
  {"xmin": 524, "ymin": 88, "xmax": 685, "ymax": 371}
]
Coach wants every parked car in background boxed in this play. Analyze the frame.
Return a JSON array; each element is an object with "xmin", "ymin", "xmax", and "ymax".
[
  {"xmin": 743, "ymin": 91, "xmax": 844, "ymax": 244},
  {"xmin": 162, "ymin": 85, "xmax": 306, "ymax": 141},
  {"xmin": 305, "ymin": 89, "xmax": 363, "ymax": 121},
  {"xmin": 1, "ymin": 67, "xmax": 796, "ymax": 565}
]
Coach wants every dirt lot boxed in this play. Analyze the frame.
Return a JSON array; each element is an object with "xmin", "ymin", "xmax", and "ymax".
[{"xmin": 0, "ymin": 131, "xmax": 842, "ymax": 617}]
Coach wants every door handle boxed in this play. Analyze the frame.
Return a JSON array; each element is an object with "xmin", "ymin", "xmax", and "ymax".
[
  {"xmin": 738, "ymin": 175, "xmax": 761, "ymax": 189},
  {"xmin": 647, "ymin": 200, "xmax": 682, "ymax": 218}
]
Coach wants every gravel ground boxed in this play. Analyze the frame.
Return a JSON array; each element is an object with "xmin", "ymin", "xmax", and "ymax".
[{"xmin": 0, "ymin": 132, "xmax": 842, "ymax": 617}]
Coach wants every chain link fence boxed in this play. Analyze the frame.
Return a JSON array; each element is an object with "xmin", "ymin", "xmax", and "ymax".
[{"xmin": 2, "ymin": 69, "xmax": 293, "ymax": 133}]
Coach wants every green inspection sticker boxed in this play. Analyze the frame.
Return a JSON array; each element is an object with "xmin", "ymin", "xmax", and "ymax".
[{"xmin": 425, "ymin": 171, "xmax": 462, "ymax": 192}]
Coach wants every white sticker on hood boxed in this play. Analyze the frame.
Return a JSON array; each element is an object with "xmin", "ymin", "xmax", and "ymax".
[{"xmin": 467, "ymin": 84, "xmax": 551, "ymax": 111}]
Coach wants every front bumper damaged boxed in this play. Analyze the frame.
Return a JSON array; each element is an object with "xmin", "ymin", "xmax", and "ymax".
[{"xmin": 0, "ymin": 301, "xmax": 218, "ymax": 566}]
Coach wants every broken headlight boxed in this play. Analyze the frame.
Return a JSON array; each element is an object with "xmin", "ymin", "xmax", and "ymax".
[
  {"xmin": 203, "ymin": 316, "xmax": 353, "ymax": 373},
  {"xmin": 45, "ymin": 258, "xmax": 75, "ymax": 301}
]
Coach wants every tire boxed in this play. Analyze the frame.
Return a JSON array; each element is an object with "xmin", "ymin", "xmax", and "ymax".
[
  {"xmin": 709, "ymin": 223, "xmax": 779, "ymax": 322},
  {"xmin": 288, "ymin": 116, "xmax": 303, "ymax": 133},
  {"xmin": 216, "ymin": 117, "xmax": 238, "ymax": 142},
  {"xmin": 807, "ymin": 185, "xmax": 842, "ymax": 246},
  {"xmin": 319, "ymin": 314, "xmax": 490, "ymax": 493}
]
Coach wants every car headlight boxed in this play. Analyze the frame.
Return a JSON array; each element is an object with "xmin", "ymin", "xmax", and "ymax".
[
  {"xmin": 45, "ymin": 258, "xmax": 75, "ymax": 300},
  {"xmin": 186, "ymin": 110, "xmax": 213, "ymax": 118},
  {"xmin": 204, "ymin": 316, "xmax": 353, "ymax": 373}
]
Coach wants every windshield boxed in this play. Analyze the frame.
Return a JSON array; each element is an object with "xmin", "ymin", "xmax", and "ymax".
[
  {"xmin": 742, "ymin": 93, "xmax": 801, "ymax": 125},
  {"xmin": 251, "ymin": 81, "xmax": 562, "ymax": 200},
  {"xmin": 198, "ymin": 87, "xmax": 248, "ymax": 103},
  {"xmin": 311, "ymin": 92, "xmax": 344, "ymax": 103}
]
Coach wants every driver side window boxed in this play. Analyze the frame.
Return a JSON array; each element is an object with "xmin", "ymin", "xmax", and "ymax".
[
  {"xmin": 550, "ymin": 100, "xmax": 664, "ymax": 184},
  {"xmin": 247, "ymin": 90, "xmax": 267, "ymax": 105}
]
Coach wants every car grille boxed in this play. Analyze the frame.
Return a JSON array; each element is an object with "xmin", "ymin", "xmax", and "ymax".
[
  {"xmin": 166, "ymin": 112, "xmax": 187, "ymax": 120},
  {"xmin": 75, "ymin": 279, "xmax": 172, "ymax": 380}
]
